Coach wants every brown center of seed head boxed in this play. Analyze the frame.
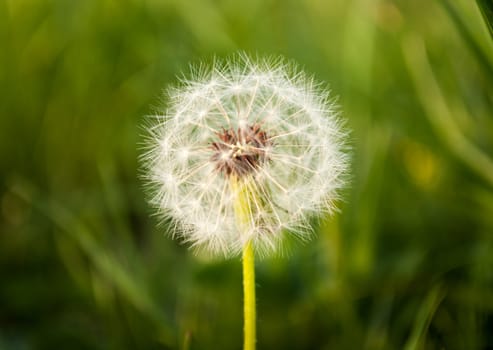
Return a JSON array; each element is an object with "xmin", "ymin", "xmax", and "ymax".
[{"xmin": 211, "ymin": 123, "xmax": 272, "ymax": 178}]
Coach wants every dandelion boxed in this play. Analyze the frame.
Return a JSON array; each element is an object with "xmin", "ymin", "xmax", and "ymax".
[{"xmin": 142, "ymin": 54, "xmax": 349, "ymax": 349}]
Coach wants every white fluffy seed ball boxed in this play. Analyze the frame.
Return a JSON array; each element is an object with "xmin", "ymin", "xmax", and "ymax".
[{"xmin": 142, "ymin": 54, "xmax": 349, "ymax": 258}]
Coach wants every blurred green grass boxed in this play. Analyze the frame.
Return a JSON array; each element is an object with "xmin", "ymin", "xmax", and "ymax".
[{"xmin": 1, "ymin": 0, "xmax": 493, "ymax": 349}]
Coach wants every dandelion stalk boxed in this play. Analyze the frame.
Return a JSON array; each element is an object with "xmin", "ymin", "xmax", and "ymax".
[
  {"xmin": 231, "ymin": 176, "xmax": 257, "ymax": 350},
  {"xmin": 242, "ymin": 241, "xmax": 256, "ymax": 350}
]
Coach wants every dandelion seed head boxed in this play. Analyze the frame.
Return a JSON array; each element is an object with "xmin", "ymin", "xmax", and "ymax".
[{"xmin": 142, "ymin": 54, "xmax": 349, "ymax": 258}]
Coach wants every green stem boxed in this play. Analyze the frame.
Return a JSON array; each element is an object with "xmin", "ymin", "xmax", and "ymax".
[
  {"xmin": 242, "ymin": 240, "xmax": 256, "ymax": 350},
  {"xmin": 231, "ymin": 177, "xmax": 257, "ymax": 350}
]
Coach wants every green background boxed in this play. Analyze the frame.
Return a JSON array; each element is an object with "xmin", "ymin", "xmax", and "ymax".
[{"xmin": 1, "ymin": 0, "xmax": 493, "ymax": 349}]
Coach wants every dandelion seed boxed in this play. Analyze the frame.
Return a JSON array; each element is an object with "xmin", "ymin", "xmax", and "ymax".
[{"xmin": 142, "ymin": 54, "xmax": 349, "ymax": 258}]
